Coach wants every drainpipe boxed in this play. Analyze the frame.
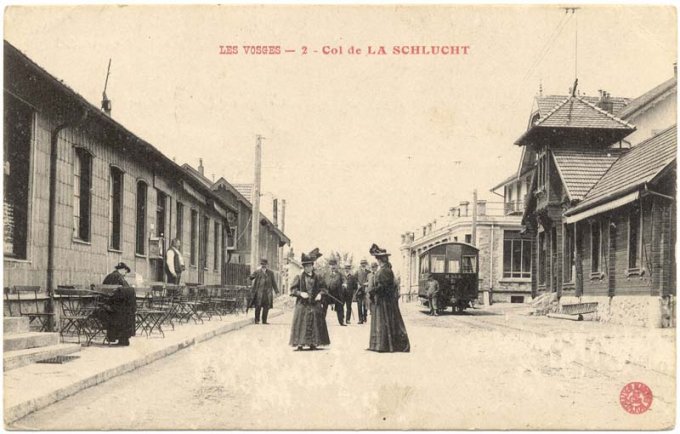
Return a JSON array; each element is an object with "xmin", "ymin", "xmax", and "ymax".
[{"xmin": 47, "ymin": 109, "xmax": 88, "ymax": 331}]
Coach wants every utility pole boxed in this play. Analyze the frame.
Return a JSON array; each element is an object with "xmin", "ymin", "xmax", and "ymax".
[
  {"xmin": 471, "ymin": 189, "xmax": 478, "ymax": 246},
  {"xmin": 250, "ymin": 135, "xmax": 263, "ymax": 270}
]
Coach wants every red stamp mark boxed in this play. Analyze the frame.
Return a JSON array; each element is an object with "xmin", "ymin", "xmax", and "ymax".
[{"xmin": 620, "ymin": 382, "xmax": 653, "ymax": 414}]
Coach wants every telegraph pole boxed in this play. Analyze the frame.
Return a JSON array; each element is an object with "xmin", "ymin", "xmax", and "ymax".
[
  {"xmin": 471, "ymin": 189, "xmax": 478, "ymax": 246},
  {"xmin": 250, "ymin": 135, "xmax": 263, "ymax": 270}
]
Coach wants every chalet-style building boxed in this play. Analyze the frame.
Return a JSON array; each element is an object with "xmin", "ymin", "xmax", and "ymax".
[
  {"xmin": 517, "ymin": 74, "xmax": 676, "ymax": 328},
  {"xmin": 400, "ymin": 197, "xmax": 533, "ymax": 305},
  {"xmin": 3, "ymin": 41, "xmax": 290, "ymax": 297}
]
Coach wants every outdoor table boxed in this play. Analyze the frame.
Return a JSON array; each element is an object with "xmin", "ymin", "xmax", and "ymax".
[{"xmin": 136, "ymin": 309, "xmax": 166, "ymax": 338}]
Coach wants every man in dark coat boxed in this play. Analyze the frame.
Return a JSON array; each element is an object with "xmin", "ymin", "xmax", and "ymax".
[
  {"xmin": 343, "ymin": 265, "xmax": 358, "ymax": 325},
  {"xmin": 102, "ymin": 262, "xmax": 136, "ymax": 346},
  {"xmin": 324, "ymin": 259, "xmax": 346, "ymax": 325},
  {"xmin": 248, "ymin": 258, "xmax": 279, "ymax": 324},
  {"xmin": 355, "ymin": 260, "xmax": 370, "ymax": 324},
  {"xmin": 165, "ymin": 238, "xmax": 185, "ymax": 284}
]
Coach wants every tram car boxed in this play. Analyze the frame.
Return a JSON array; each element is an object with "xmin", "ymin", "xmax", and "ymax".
[{"xmin": 418, "ymin": 242, "xmax": 479, "ymax": 313}]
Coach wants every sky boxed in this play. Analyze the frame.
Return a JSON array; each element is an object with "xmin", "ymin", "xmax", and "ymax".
[{"xmin": 4, "ymin": 4, "xmax": 676, "ymax": 273}]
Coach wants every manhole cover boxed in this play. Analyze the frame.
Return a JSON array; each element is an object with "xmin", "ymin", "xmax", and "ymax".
[{"xmin": 36, "ymin": 355, "xmax": 80, "ymax": 364}]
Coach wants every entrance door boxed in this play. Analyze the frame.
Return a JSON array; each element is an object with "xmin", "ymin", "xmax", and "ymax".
[
  {"xmin": 198, "ymin": 214, "xmax": 208, "ymax": 284},
  {"xmin": 550, "ymin": 226, "xmax": 558, "ymax": 293}
]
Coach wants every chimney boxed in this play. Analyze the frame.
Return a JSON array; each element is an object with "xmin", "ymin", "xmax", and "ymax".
[
  {"xmin": 101, "ymin": 96, "xmax": 112, "ymax": 116},
  {"xmin": 198, "ymin": 158, "xmax": 204, "ymax": 176},
  {"xmin": 597, "ymin": 89, "xmax": 614, "ymax": 113},
  {"xmin": 273, "ymin": 198, "xmax": 278, "ymax": 227},
  {"xmin": 459, "ymin": 200, "xmax": 469, "ymax": 217}
]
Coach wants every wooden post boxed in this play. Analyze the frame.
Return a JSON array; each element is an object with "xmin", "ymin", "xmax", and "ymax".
[{"xmin": 250, "ymin": 135, "xmax": 262, "ymax": 270}]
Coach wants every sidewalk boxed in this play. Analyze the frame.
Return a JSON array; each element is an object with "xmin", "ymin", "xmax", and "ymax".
[{"xmin": 4, "ymin": 301, "xmax": 289, "ymax": 425}]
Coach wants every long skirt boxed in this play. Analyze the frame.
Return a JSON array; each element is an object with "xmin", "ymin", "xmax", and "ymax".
[
  {"xmin": 369, "ymin": 295, "xmax": 410, "ymax": 352},
  {"xmin": 289, "ymin": 302, "xmax": 330, "ymax": 347}
]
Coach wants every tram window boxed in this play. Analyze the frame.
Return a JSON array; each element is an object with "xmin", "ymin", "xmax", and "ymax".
[
  {"xmin": 431, "ymin": 255, "xmax": 445, "ymax": 273},
  {"xmin": 448, "ymin": 259, "xmax": 460, "ymax": 273},
  {"xmin": 462, "ymin": 256, "xmax": 477, "ymax": 273},
  {"xmin": 420, "ymin": 256, "xmax": 429, "ymax": 274}
]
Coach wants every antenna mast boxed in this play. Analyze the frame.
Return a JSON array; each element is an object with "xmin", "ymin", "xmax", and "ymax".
[
  {"xmin": 563, "ymin": 7, "xmax": 580, "ymax": 81},
  {"xmin": 101, "ymin": 59, "xmax": 112, "ymax": 115}
]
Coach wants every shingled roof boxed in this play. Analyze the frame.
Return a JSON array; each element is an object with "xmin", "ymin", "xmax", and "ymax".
[
  {"xmin": 535, "ymin": 96, "xmax": 635, "ymax": 130},
  {"xmin": 552, "ymin": 147, "xmax": 629, "ymax": 201},
  {"xmin": 232, "ymin": 184, "xmax": 254, "ymax": 201},
  {"xmin": 567, "ymin": 126, "xmax": 677, "ymax": 214},
  {"xmin": 536, "ymin": 95, "xmax": 630, "ymax": 118}
]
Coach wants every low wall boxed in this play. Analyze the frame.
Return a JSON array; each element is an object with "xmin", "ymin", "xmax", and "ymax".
[{"xmin": 559, "ymin": 294, "xmax": 675, "ymax": 328}]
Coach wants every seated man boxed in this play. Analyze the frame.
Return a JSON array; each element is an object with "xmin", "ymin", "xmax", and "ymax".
[{"xmin": 102, "ymin": 262, "xmax": 137, "ymax": 346}]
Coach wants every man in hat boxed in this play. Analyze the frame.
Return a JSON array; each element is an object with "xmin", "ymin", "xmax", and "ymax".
[
  {"xmin": 101, "ymin": 263, "xmax": 136, "ymax": 346},
  {"xmin": 324, "ymin": 259, "xmax": 346, "ymax": 325},
  {"xmin": 356, "ymin": 260, "xmax": 370, "ymax": 324},
  {"xmin": 343, "ymin": 264, "xmax": 358, "ymax": 325},
  {"xmin": 165, "ymin": 238, "xmax": 185, "ymax": 284},
  {"xmin": 425, "ymin": 273, "xmax": 440, "ymax": 316},
  {"xmin": 367, "ymin": 262, "xmax": 379, "ymax": 314},
  {"xmin": 249, "ymin": 258, "xmax": 279, "ymax": 324}
]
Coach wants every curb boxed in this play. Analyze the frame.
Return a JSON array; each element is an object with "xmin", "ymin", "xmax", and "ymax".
[{"xmin": 5, "ymin": 310, "xmax": 284, "ymax": 425}]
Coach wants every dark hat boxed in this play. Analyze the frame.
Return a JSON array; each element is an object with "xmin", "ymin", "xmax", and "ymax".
[
  {"xmin": 369, "ymin": 243, "xmax": 391, "ymax": 257},
  {"xmin": 301, "ymin": 248, "xmax": 322, "ymax": 265},
  {"xmin": 115, "ymin": 262, "xmax": 131, "ymax": 273},
  {"xmin": 260, "ymin": 258, "xmax": 268, "ymax": 265},
  {"xmin": 328, "ymin": 259, "xmax": 338, "ymax": 266},
  {"xmin": 360, "ymin": 259, "xmax": 368, "ymax": 265}
]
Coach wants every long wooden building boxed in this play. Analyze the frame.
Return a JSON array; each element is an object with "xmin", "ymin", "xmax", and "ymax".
[{"xmin": 3, "ymin": 40, "xmax": 289, "ymax": 294}]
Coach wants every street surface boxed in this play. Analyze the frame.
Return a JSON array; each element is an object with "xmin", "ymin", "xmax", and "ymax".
[{"xmin": 11, "ymin": 302, "xmax": 675, "ymax": 430}]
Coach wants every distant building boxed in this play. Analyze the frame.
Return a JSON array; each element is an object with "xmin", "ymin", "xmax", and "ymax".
[{"xmin": 400, "ymin": 197, "xmax": 533, "ymax": 305}]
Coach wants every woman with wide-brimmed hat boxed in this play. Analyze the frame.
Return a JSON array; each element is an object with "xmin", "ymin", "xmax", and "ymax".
[
  {"xmin": 289, "ymin": 249, "xmax": 331, "ymax": 350},
  {"xmin": 367, "ymin": 244, "xmax": 410, "ymax": 352}
]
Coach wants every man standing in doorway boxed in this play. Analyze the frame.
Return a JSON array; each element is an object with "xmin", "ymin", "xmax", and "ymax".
[
  {"xmin": 249, "ymin": 258, "xmax": 279, "ymax": 324},
  {"xmin": 165, "ymin": 239, "xmax": 185, "ymax": 284}
]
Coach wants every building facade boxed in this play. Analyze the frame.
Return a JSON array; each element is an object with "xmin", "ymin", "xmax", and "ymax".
[
  {"xmin": 518, "ymin": 75, "xmax": 676, "ymax": 328},
  {"xmin": 400, "ymin": 199, "xmax": 533, "ymax": 304},
  {"xmin": 3, "ymin": 41, "xmax": 289, "ymax": 294}
]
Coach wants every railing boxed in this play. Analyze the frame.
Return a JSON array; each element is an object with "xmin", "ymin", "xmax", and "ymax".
[{"xmin": 504, "ymin": 200, "xmax": 524, "ymax": 215}]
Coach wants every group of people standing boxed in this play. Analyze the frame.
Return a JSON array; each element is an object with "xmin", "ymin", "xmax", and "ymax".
[{"xmin": 288, "ymin": 245, "xmax": 410, "ymax": 353}]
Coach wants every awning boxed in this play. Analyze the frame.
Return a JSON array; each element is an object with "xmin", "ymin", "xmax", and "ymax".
[{"xmin": 564, "ymin": 191, "xmax": 639, "ymax": 224}]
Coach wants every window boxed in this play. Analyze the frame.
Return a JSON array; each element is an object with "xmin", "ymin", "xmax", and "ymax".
[
  {"xmin": 430, "ymin": 255, "xmax": 445, "ymax": 273},
  {"xmin": 563, "ymin": 224, "xmax": 575, "ymax": 283},
  {"xmin": 465, "ymin": 234, "xmax": 472, "ymax": 244},
  {"xmin": 214, "ymin": 221, "xmax": 220, "ymax": 271},
  {"xmin": 591, "ymin": 222, "xmax": 601, "ymax": 273},
  {"xmin": 190, "ymin": 209, "xmax": 198, "ymax": 266},
  {"xmin": 628, "ymin": 207, "xmax": 641, "ymax": 269},
  {"xmin": 538, "ymin": 231, "xmax": 547, "ymax": 285},
  {"xmin": 461, "ymin": 256, "xmax": 477, "ymax": 273},
  {"xmin": 135, "ymin": 181, "xmax": 147, "ymax": 255},
  {"xmin": 155, "ymin": 190, "xmax": 167, "ymax": 239},
  {"xmin": 176, "ymin": 202, "xmax": 184, "ymax": 245},
  {"xmin": 420, "ymin": 255, "xmax": 429, "ymax": 274},
  {"xmin": 503, "ymin": 231, "xmax": 532, "ymax": 278},
  {"xmin": 4, "ymin": 94, "xmax": 32, "ymax": 259},
  {"xmin": 201, "ymin": 216, "xmax": 209, "ymax": 270},
  {"xmin": 226, "ymin": 225, "xmax": 237, "ymax": 249},
  {"xmin": 448, "ymin": 259, "xmax": 460, "ymax": 273},
  {"xmin": 109, "ymin": 167, "xmax": 124, "ymax": 250},
  {"xmin": 536, "ymin": 149, "xmax": 549, "ymax": 191},
  {"xmin": 73, "ymin": 148, "xmax": 92, "ymax": 241}
]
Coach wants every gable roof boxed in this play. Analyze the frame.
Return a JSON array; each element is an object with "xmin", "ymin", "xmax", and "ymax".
[
  {"xmin": 551, "ymin": 147, "xmax": 628, "ymax": 201},
  {"xmin": 232, "ymin": 184, "xmax": 254, "ymax": 201},
  {"xmin": 535, "ymin": 95, "xmax": 630, "ymax": 118},
  {"xmin": 618, "ymin": 76, "xmax": 677, "ymax": 120},
  {"xmin": 566, "ymin": 125, "xmax": 677, "ymax": 215},
  {"xmin": 534, "ymin": 96, "xmax": 635, "ymax": 130}
]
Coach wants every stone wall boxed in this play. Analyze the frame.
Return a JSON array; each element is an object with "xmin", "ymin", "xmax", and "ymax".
[{"xmin": 559, "ymin": 294, "xmax": 675, "ymax": 328}]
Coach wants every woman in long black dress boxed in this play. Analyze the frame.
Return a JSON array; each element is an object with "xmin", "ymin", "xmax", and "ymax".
[
  {"xmin": 289, "ymin": 250, "xmax": 330, "ymax": 351},
  {"xmin": 368, "ymin": 244, "xmax": 410, "ymax": 352}
]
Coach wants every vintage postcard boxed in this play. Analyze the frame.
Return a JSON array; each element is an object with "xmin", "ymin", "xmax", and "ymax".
[{"xmin": 2, "ymin": 3, "xmax": 677, "ymax": 430}]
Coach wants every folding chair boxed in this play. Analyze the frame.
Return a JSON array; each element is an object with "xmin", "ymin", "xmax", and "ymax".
[{"xmin": 13, "ymin": 286, "xmax": 55, "ymax": 332}]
